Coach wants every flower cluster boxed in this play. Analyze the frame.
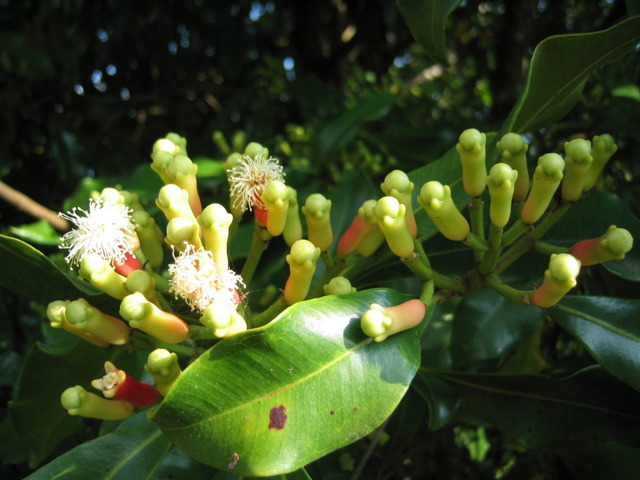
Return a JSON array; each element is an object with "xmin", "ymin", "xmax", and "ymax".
[{"xmin": 48, "ymin": 128, "xmax": 633, "ymax": 421}]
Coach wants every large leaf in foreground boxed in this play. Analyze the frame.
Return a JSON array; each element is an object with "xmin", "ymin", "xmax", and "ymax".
[
  {"xmin": 414, "ymin": 366, "xmax": 640, "ymax": 479},
  {"xmin": 552, "ymin": 296, "xmax": 640, "ymax": 393},
  {"xmin": 504, "ymin": 16, "xmax": 640, "ymax": 133},
  {"xmin": 25, "ymin": 415, "xmax": 171, "ymax": 480},
  {"xmin": 151, "ymin": 289, "xmax": 421, "ymax": 476}
]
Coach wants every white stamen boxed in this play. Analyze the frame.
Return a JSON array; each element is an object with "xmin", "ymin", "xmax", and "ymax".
[
  {"xmin": 59, "ymin": 197, "xmax": 137, "ymax": 267},
  {"xmin": 168, "ymin": 244, "xmax": 244, "ymax": 312},
  {"xmin": 227, "ymin": 154, "xmax": 284, "ymax": 212}
]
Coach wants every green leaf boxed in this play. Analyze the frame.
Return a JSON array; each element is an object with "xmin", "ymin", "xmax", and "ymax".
[
  {"xmin": 414, "ymin": 366, "xmax": 640, "ymax": 478},
  {"xmin": 450, "ymin": 289, "xmax": 545, "ymax": 368},
  {"xmin": 310, "ymin": 93, "xmax": 395, "ymax": 164},
  {"xmin": 151, "ymin": 289, "xmax": 420, "ymax": 476},
  {"xmin": 9, "ymin": 341, "xmax": 130, "ymax": 467},
  {"xmin": 193, "ymin": 157, "xmax": 226, "ymax": 179},
  {"xmin": 24, "ymin": 415, "xmax": 171, "ymax": 480},
  {"xmin": 8, "ymin": 220, "xmax": 61, "ymax": 246},
  {"xmin": 545, "ymin": 193, "xmax": 640, "ymax": 282},
  {"xmin": 505, "ymin": 16, "xmax": 640, "ymax": 133},
  {"xmin": 0, "ymin": 234, "xmax": 120, "ymax": 314},
  {"xmin": 396, "ymin": 0, "xmax": 462, "ymax": 64},
  {"xmin": 551, "ymin": 296, "xmax": 640, "ymax": 393}
]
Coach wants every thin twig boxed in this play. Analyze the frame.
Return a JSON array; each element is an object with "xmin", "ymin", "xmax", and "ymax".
[{"xmin": 0, "ymin": 180, "xmax": 69, "ymax": 231}]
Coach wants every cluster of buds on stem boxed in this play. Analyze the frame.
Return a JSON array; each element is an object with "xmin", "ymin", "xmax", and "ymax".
[{"xmin": 49, "ymin": 125, "xmax": 633, "ymax": 425}]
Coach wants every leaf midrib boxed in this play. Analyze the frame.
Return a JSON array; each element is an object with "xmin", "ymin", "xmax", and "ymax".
[
  {"xmin": 161, "ymin": 335, "xmax": 372, "ymax": 431},
  {"xmin": 517, "ymin": 19, "xmax": 640, "ymax": 132}
]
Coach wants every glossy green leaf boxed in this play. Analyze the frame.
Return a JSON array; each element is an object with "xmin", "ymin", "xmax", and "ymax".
[
  {"xmin": 24, "ymin": 415, "xmax": 171, "ymax": 480},
  {"xmin": 551, "ymin": 296, "xmax": 640, "ymax": 393},
  {"xmin": 544, "ymin": 193, "xmax": 640, "ymax": 282},
  {"xmin": 0, "ymin": 234, "xmax": 120, "ymax": 315},
  {"xmin": 450, "ymin": 289, "xmax": 545, "ymax": 368},
  {"xmin": 396, "ymin": 0, "xmax": 462, "ymax": 64},
  {"xmin": 9, "ymin": 341, "xmax": 130, "ymax": 467},
  {"xmin": 310, "ymin": 93, "xmax": 395, "ymax": 164},
  {"xmin": 151, "ymin": 289, "xmax": 420, "ymax": 476},
  {"xmin": 8, "ymin": 220, "xmax": 61, "ymax": 246},
  {"xmin": 414, "ymin": 366, "xmax": 640, "ymax": 479},
  {"xmin": 505, "ymin": 16, "xmax": 640, "ymax": 133}
]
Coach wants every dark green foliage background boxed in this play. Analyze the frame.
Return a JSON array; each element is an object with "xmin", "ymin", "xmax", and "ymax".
[{"xmin": 1, "ymin": 1, "xmax": 640, "ymax": 479}]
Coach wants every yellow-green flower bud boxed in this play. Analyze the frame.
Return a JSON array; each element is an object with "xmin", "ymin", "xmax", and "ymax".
[
  {"xmin": 323, "ymin": 276, "xmax": 356, "ymax": 296},
  {"xmin": 232, "ymin": 130, "xmax": 247, "ymax": 153},
  {"xmin": 119, "ymin": 190, "xmax": 144, "ymax": 213},
  {"xmin": 486, "ymin": 163, "xmax": 518, "ymax": 228},
  {"xmin": 198, "ymin": 203, "xmax": 233, "ymax": 271},
  {"xmin": 354, "ymin": 200, "xmax": 386, "ymax": 257},
  {"xmin": 496, "ymin": 132, "xmax": 529, "ymax": 202},
  {"xmin": 262, "ymin": 179, "xmax": 289, "ymax": 237},
  {"xmin": 380, "ymin": 170, "xmax": 417, "ymax": 237},
  {"xmin": 583, "ymin": 134, "xmax": 618, "ymax": 191},
  {"xmin": 98, "ymin": 187, "xmax": 126, "ymax": 207},
  {"xmin": 79, "ymin": 253, "xmax": 128, "ymax": 299},
  {"xmin": 165, "ymin": 217, "xmax": 202, "ymax": 251},
  {"xmin": 152, "ymin": 138, "xmax": 180, "ymax": 158},
  {"xmin": 561, "ymin": 139, "xmax": 593, "ymax": 202},
  {"xmin": 374, "ymin": 196, "xmax": 415, "ymax": 258},
  {"xmin": 165, "ymin": 155, "xmax": 202, "ymax": 215},
  {"xmin": 212, "ymin": 130, "xmax": 231, "ymax": 155},
  {"xmin": 125, "ymin": 269, "xmax": 158, "ymax": 304},
  {"xmin": 151, "ymin": 138, "xmax": 180, "ymax": 184},
  {"xmin": 120, "ymin": 293, "xmax": 189, "ymax": 344},
  {"xmin": 144, "ymin": 349, "xmax": 182, "ymax": 396},
  {"xmin": 456, "ymin": 128, "xmax": 487, "ymax": 197},
  {"xmin": 520, "ymin": 153, "xmax": 565, "ymax": 225},
  {"xmin": 223, "ymin": 152, "xmax": 243, "ymax": 171},
  {"xmin": 165, "ymin": 132, "xmax": 187, "ymax": 153},
  {"xmin": 156, "ymin": 184, "xmax": 198, "ymax": 224},
  {"xmin": 132, "ymin": 210, "xmax": 164, "ymax": 269},
  {"xmin": 532, "ymin": 253, "xmax": 581, "ymax": 308},
  {"xmin": 244, "ymin": 141, "xmax": 269, "ymax": 159},
  {"xmin": 200, "ymin": 305, "xmax": 247, "ymax": 338},
  {"xmin": 47, "ymin": 300, "xmax": 110, "ymax": 347},
  {"xmin": 360, "ymin": 299, "xmax": 426, "ymax": 342},
  {"xmin": 417, "ymin": 181, "xmax": 470, "ymax": 241},
  {"xmin": 283, "ymin": 186, "xmax": 303, "ymax": 246},
  {"xmin": 302, "ymin": 194, "xmax": 333, "ymax": 252},
  {"xmin": 284, "ymin": 239, "xmax": 321, "ymax": 304},
  {"xmin": 337, "ymin": 200, "xmax": 377, "ymax": 258},
  {"xmin": 569, "ymin": 225, "xmax": 633, "ymax": 266},
  {"xmin": 61, "ymin": 385, "xmax": 134, "ymax": 420},
  {"xmin": 65, "ymin": 298, "xmax": 130, "ymax": 345}
]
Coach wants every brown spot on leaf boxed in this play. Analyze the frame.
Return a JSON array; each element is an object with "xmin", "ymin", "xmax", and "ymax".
[
  {"xmin": 269, "ymin": 405, "xmax": 287, "ymax": 429},
  {"xmin": 228, "ymin": 453, "xmax": 239, "ymax": 469},
  {"xmin": 330, "ymin": 410, "xmax": 335, "ymax": 415}
]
